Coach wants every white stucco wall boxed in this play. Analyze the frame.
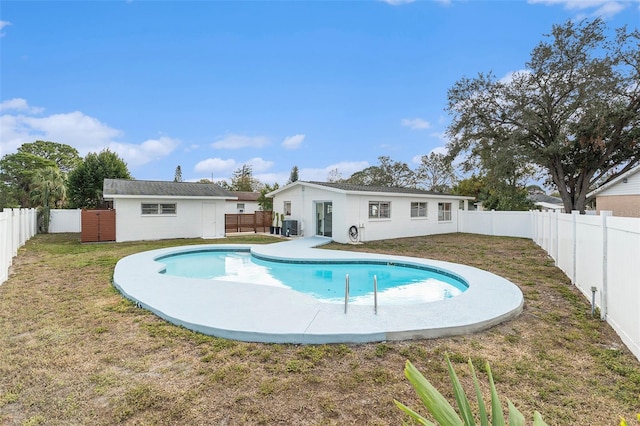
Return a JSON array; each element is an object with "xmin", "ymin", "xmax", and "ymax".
[
  {"xmin": 272, "ymin": 184, "xmax": 467, "ymax": 244},
  {"xmin": 224, "ymin": 200, "xmax": 261, "ymax": 214},
  {"xmin": 112, "ymin": 197, "xmax": 226, "ymax": 242}
]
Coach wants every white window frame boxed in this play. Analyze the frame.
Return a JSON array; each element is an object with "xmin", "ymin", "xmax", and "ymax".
[
  {"xmin": 141, "ymin": 203, "xmax": 177, "ymax": 215},
  {"xmin": 237, "ymin": 203, "xmax": 245, "ymax": 213},
  {"xmin": 369, "ymin": 201, "xmax": 391, "ymax": 219},
  {"xmin": 411, "ymin": 201, "xmax": 428, "ymax": 218},
  {"xmin": 284, "ymin": 201, "xmax": 292, "ymax": 216},
  {"xmin": 438, "ymin": 202, "xmax": 452, "ymax": 222}
]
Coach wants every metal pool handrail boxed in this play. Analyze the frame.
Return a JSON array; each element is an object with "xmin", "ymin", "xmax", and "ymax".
[
  {"xmin": 344, "ymin": 274, "xmax": 350, "ymax": 314},
  {"xmin": 374, "ymin": 275, "xmax": 378, "ymax": 315}
]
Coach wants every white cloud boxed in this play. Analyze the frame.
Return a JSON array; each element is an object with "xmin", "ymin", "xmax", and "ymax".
[
  {"xmin": 0, "ymin": 100, "xmax": 179, "ymax": 166},
  {"xmin": 0, "ymin": 20, "xmax": 10, "ymax": 37},
  {"xmin": 0, "ymin": 98, "xmax": 44, "ymax": 114},
  {"xmin": 282, "ymin": 134, "xmax": 305, "ymax": 150},
  {"xmin": 246, "ymin": 157, "xmax": 274, "ymax": 173},
  {"xmin": 401, "ymin": 118, "xmax": 431, "ymax": 130},
  {"xmin": 299, "ymin": 161, "xmax": 369, "ymax": 182},
  {"xmin": 527, "ymin": 0, "xmax": 632, "ymax": 18},
  {"xmin": 211, "ymin": 134, "xmax": 270, "ymax": 149},
  {"xmin": 194, "ymin": 157, "xmax": 237, "ymax": 174},
  {"xmin": 498, "ymin": 69, "xmax": 531, "ymax": 85},
  {"xmin": 110, "ymin": 136, "xmax": 180, "ymax": 167}
]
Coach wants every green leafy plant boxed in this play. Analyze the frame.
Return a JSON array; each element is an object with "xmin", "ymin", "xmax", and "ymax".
[
  {"xmin": 395, "ymin": 355, "xmax": 547, "ymax": 426},
  {"xmin": 619, "ymin": 414, "xmax": 640, "ymax": 426}
]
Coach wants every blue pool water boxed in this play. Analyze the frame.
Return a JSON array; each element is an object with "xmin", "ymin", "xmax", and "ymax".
[{"xmin": 158, "ymin": 250, "xmax": 467, "ymax": 305}]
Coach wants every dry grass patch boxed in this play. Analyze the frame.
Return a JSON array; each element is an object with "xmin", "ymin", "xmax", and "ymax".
[{"xmin": 0, "ymin": 232, "xmax": 638, "ymax": 425}]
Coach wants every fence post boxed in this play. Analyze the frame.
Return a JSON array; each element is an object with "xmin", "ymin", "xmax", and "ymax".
[
  {"xmin": 571, "ymin": 210, "xmax": 579, "ymax": 284},
  {"xmin": 600, "ymin": 211, "xmax": 612, "ymax": 320}
]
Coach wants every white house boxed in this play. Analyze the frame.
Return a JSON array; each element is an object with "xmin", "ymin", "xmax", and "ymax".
[
  {"xmin": 225, "ymin": 191, "xmax": 262, "ymax": 214},
  {"xmin": 267, "ymin": 181, "xmax": 474, "ymax": 244},
  {"xmin": 587, "ymin": 164, "xmax": 640, "ymax": 218},
  {"xmin": 103, "ymin": 179, "xmax": 236, "ymax": 242}
]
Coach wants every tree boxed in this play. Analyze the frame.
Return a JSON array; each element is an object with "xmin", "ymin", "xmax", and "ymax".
[
  {"xmin": 0, "ymin": 152, "xmax": 57, "ymax": 207},
  {"xmin": 415, "ymin": 152, "xmax": 457, "ymax": 192},
  {"xmin": 174, "ymin": 165, "xmax": 183, "ymax": 182},
  {"xmin": 346, "ymin": 156, "xmax": 416, "ymax": 187},
  {"xmin": 29, "ymin": 166, "xmax": 67, "ymax": 208},
  {"xmin": 446, "ymin": 19, "xmax": 640, "ymax": 213},
  {"xmin": 257, "ymin": 183, "xmax": 279, "ymax": 211},
  {"xmin": 287, "ymin": 166, "xmax": 299, "ymax": 184},
  {"xmin": 67, "ymin": 149, "xmax": 132, "ymax": 208},
  {"xmin": 229, "ymin": 164, "xmax": 263, "ymax": 192},
  {"xmin": 326, "ymin": 168, "xmax": 343, "ymax": 183},
  {"xmin": 17, "ymin": 140, "xmax": 81, "ymax": 173}
]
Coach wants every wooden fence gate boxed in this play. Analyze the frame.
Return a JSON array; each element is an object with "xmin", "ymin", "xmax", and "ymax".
[
  {"xmin": 81, "ymin": 209, "xmax": 116, "ymax": 242},
  {"xmin": 225, "ymin": 211, "xmax": 272, "ymax": 234}
]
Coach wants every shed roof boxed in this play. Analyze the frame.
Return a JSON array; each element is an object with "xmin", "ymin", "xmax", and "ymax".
[{"xmin": 103, "ymin": 179, "xmax": 236, "ymax": 199}]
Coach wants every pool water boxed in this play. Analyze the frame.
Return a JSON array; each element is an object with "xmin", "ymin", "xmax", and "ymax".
[{"xmin": 159, "ymin": 250, "xmax": 467, "ymax": 305}]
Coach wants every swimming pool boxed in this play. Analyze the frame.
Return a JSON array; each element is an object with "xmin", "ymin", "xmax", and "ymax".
[
  {"xmin": 157, "ymin": 249, "xmax": 467, "ymax": 305},
  {"xmin": 112, "ymin": 237, "xmax": 524, "ymax": 344}
]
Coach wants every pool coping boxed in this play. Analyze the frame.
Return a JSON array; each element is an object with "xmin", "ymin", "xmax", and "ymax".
[{"xmin": 112, "ymin": 237, "xmax": 524, "ymax": 344}]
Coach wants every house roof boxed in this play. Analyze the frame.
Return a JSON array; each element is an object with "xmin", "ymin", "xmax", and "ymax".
[
  {"xmin": 587, "ymin": 164, "xmax": 640, "ymax": 198},
  {"xmin": 103, "ymin": 179, "xmax": 236, "ymax": 199},
  {"xmin": 267, "ymin": 181, "xmax": 474, "ymax": 199},
  {"xmin": 231, "ymin": 191, "xmax": 261, "ymax": 202}
]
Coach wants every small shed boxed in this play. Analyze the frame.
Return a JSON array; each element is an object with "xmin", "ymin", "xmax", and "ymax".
[
  {"xmin": 103, "ymin": 179, "xmax": 236, "ymax": 242},
  {"xmin": 587, "ymin": 165, "xmax": 640, "ymax": 218},
  {"xmin": 267, "ymin": 181, "xmax": 474, "ymax": 244}
]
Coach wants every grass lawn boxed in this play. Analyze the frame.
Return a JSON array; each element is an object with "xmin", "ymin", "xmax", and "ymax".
[{"xmin": 1, "ymin": 232, "xmax": 639, "ymax": 425}]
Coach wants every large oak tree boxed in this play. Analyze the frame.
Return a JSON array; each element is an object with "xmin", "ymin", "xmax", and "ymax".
[{"xmin": 446, "ymin": 19, "xmax": 639, "ymax": 213}]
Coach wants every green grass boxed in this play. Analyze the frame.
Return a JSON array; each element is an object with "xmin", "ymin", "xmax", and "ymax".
[{"xmin": 0, "ymin": 232, "xmax": 638, "ymax": 424}]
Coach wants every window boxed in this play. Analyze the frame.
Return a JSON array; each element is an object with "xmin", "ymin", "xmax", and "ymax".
[
  {"xmin": 141, "ymin": 203, "xmax": 159, "ymax": 215},
  {"xmin": 369, "ymin": 201, "xmax": 391, "ymax": 219},
  {"xmin": 160, "ymin": 203, "xmax": 176, "ymax": 214},
  {"xmin": 438, "ymin": 202, "xmax": 452, "ymax": 221},
  {"xmin": 237, "ymin": 203, "xmax": 245, "ymax": 213},
  {"xmin": 141, "ymin": 203, "xmax": 176, "ymax": 215},
  {"xmin": 411, "ymin": 202, "xmax": 428, "ymax": 218},
  {"xmin": 284, "ymin": 201, "xmax": 292, "ymax": 216}
]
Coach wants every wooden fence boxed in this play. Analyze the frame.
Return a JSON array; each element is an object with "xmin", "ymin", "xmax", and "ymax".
[
  {"xmin": 225, "ymin": 211, "xmax": 272, "ymax": 234},
  {"xmin": 81, "ymin": 209, "xmax": 116, "ymax": 243}
]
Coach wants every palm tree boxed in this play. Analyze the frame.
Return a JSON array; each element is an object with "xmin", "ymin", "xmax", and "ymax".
[
  {"xmin": 29, "ymin": 166, "xmax": 67, "ymax": 208},
  {"xmin": 29, "ymin": 167, "xmax": 67, "ymax": 233}
]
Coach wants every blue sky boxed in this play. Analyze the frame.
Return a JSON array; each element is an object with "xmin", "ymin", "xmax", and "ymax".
[{"xmin": 1, "ymin": 1, "xmax": 638, "ymax": 185}]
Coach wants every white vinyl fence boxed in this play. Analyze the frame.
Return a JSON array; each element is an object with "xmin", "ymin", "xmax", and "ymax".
[
  {"xmin": 0, "ymin": 208, "xmax": 37, "ymax": 285},
  {"xmin": 49, "ymin": 209, "xmax": 81, "ymax": 233},
  {"xmin": 461, "ymin": 210, "xmax": 640, "ymax": 361}
]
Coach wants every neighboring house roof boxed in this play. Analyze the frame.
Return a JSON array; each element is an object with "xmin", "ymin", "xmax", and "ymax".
[
  {"xmin": 528, "ymin": 193, "xmax": 563, "ymax": 205},
  {"xmin": 103, "ymin": 179, "xmax": 236, "ymax": 199},
  {"xmin": 231, "ymin": 191, "xmax": 261, "ymax": 202},
  {"xmin": 267, "ymin": 181, "xmax": 474, "ymax": 199},
  {"xmin": 587, "ymin": 164, "xmax": 640, "ymax": 198}
]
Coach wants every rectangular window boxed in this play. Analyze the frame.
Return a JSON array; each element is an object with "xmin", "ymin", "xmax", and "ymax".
[
  {"xmin": 411, "ymin": 202, "xmax": 428, "ymax": 218},
  {"xmin": 237, "ymin": 203, "xmax": 245, "ymax": 213},
  {"xmin": 160, "ymin": 203, "xmax": 176, "ymax": 214},
  {"xmin": 141, "ymin": 203, "xmax": 159, "ymax": 215},
  {"xmin": 438, "ymin": 202, "xmax": 452, "ymax": 221},
  {"xmin": 141, "ymin": 203, "xmax": 176, "ymax": 215},
  {"xmin": 369, "ymin": 201, "xmax": 391, "ymax": 219},
  {"xmin": 284, "ymin": 201, "xmax": 292, "ymax": 216}
]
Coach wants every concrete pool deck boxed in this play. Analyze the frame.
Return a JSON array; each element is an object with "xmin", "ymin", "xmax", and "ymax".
[{"xmin": 113, "ymin": 237, "xmax": 524, "ymax": 344}]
